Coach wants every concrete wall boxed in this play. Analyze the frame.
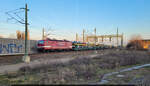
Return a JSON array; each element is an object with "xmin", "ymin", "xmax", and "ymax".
[{"xmin": 0, "ymin": 38, "xmax": 38, "ymax": 55}]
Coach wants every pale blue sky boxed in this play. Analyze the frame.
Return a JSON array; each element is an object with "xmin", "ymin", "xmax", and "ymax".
[{"xmin": 0, "ymin": 0, "xmax": 150, "ymax": 45}]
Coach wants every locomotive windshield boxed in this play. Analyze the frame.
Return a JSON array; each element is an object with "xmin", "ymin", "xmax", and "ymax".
[{"xmin": 38, "ymin": 40, "xmax": 44, "ymax": 44}]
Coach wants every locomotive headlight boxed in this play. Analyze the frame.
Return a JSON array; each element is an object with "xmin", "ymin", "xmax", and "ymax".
[
  {"xmin": 37, "ymin": 46, "xmax": 52, "ymax": 48},
  {"xmin": 44, "ymin": 46, "xmax": 52, "ymax": 48}
]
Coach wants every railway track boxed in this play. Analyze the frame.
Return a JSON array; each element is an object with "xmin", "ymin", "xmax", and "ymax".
[
  {"xmin": 0, "ymin": 49, "xmax": 104, "ymax": 57},
  {"xmin": 0, "ymin": 49, "xmax": 107, "ymax": 66}
]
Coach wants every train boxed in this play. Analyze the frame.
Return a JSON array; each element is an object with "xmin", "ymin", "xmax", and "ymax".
[{"xmin": 37, "ymin": 38, "xmax": 112, "ymax": 52}]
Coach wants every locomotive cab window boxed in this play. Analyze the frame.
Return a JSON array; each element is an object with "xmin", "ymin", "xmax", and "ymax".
[{"xmin": 38, "ymin": 40, "xmax": 44, "ymax": 44}]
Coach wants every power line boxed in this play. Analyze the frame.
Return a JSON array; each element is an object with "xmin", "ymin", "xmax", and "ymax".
[{"xmin": 5, "ymin": 8, "xmax": 25, "ymax": 24}]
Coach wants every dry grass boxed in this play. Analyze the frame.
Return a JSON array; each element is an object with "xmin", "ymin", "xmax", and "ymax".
[
  {"xmin": 0, "ymin": 49, "xmax": 150, "ymax": 84},
  {"xmin": 98, "ymin": 50, "xmax": 150, "ymax": 69}
]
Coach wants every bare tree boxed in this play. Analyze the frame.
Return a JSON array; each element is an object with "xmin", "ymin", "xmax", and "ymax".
[
  {"xmin": 16, "ymin": 30, "xmax": 22, "ymax": 39},
  {"xmin": 16, "ymin": 30, "xmax": 29, "ymax": 40},
  {"xmin": 127, "ymin": 34, "xmax": 143, "ymax": 49},
  {"xmin": 43, "ymin": 27, "xmax": 55, "ymax": 39}
]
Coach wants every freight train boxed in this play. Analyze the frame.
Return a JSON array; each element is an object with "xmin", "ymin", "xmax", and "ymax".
[{"xmin": 37, "ymin": 39, "xmax": 111, "ymax": 52}]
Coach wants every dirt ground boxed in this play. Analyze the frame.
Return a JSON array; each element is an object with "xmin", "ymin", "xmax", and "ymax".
[{"xmin": 0, "ymin": 49, "xmax": 150, "ymax": 85}]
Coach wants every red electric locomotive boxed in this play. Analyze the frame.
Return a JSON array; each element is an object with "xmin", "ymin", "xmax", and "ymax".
[{"xmin": 37, "ymin": 39, "xmax": 72, "ymax": 52}]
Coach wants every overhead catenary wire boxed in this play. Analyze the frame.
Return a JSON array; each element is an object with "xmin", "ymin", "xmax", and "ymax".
[{"xmin": 5, "ymin": 8, "xmax": 25, "ymax": 24}]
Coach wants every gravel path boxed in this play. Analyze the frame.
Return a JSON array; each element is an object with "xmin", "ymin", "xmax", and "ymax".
[{"xmin": 99, "ymin": 63, "xmax": 150, "ymax": 84}]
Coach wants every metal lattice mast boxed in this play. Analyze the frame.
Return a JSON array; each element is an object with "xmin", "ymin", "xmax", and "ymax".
[
  {"xmin": 117, "ymin": 27, "xmax": 119, "ymax": 47},
  {"xmin": 121, "ymin": 33, "xmax": 124, "ymax": 47},
  {"xmin": 76, "ymin": 33, "xmax": 78, "ymax": 41},
  {"xmin": 94, "ymin": 28, "xmax": 97, "ymax": 53},
  {"xmin": 42, "ymin": 28, "xmax": 45, "ymax": 40},
  {"xmin": 83, "ymin": 29, "xmax": 85, "ymax": 43},
  {"xmin": 94, "ymin": 28, "xmax": 96, "ymax": 45}
]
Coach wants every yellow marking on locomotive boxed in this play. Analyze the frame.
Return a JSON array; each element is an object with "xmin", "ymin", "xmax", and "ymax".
[{"xmin": 73, "ymin": 43, "xmax": 86, "ymax": 46}]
